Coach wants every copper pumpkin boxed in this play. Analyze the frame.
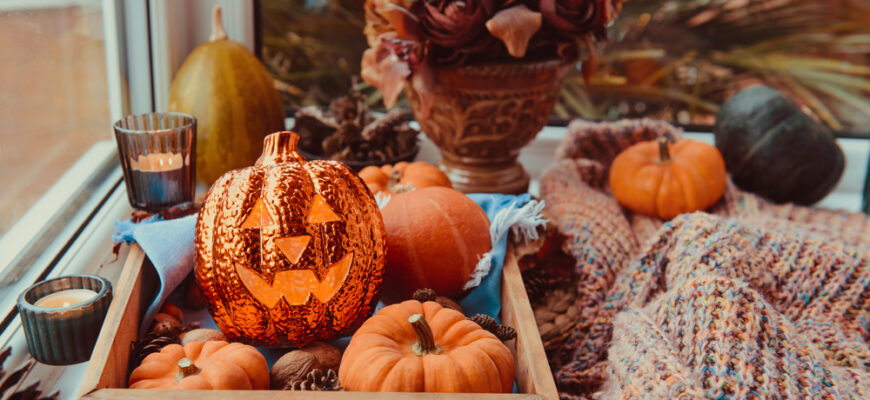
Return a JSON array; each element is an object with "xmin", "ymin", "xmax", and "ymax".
[{"xmin": 195, "ymin": 131, "xmax": 387, "ymax": 347}]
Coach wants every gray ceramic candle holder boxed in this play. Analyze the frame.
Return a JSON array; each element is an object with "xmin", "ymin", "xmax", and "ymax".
[{"xmin": 17, "ymin": 275, "xmax": 113, "ymax": 365}]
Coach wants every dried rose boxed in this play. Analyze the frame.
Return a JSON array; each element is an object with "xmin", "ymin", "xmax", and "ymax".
[
  {"xmin": 539, "ymin": 0, "xmax": 606, "ymax": 40},
  {"xmin": 412, "ymin": 0, "xmax": 497, "ymax": 50},
  {"xmin": 364, "ymin": 0, "xmax": 419, "ymax": 46}
]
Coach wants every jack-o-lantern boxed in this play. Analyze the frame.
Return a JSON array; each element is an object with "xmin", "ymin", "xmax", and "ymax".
[{"xmin": 195, "ymin": 131, "xmax": 387, "ymax": 347}]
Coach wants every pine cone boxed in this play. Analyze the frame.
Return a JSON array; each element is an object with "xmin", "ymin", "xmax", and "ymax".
[
  {"xmin": 413, "ymin": 288, "xmax": 437, "ymax": 303},
  {"xmin": 495, "ymin": 325, "xmax": 517, "ymax": 342},
  {"xmin": 130, "ymin": 334, "xmax": 179, "ymax": 368},
  {"xmin": 522, "ymin": 267, "xmax": 551, "ymax": 302},
  {"xmin": 361, "ymin": 109, "xmax": 408, "ymax": 141},
  {"xmin": 469, "ymin": 314, "xmax": 498, "ymax": 332},
  {"xmin": 470, "ymin": 314, "xmax": 517, "ymax": 342},
  {"xmin": 286, "ymin": 369, "xmax": 342, "ymax": 391}
]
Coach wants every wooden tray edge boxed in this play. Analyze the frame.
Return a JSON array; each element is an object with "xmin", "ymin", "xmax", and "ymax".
[
  {"xmin": 501, "ymin": 245, "xmax": 559, "ymax": 400},
  {"xmin": 80, "ymin": 244, "xmax": 559, "ymax": 399},
  {"xmin": 79, "ymin": 244, "xmax": 146, "ymax": 397}
]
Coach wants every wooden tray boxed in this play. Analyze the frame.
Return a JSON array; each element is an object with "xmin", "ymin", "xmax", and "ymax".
[{"xmin": 79, "ymin": 244, "xmax": 557, "ymax": 399}]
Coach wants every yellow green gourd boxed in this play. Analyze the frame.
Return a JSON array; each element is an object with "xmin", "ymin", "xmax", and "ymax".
[{"xmin": 168, "ymin": 6, "xmax": 284, "ymax": 184}]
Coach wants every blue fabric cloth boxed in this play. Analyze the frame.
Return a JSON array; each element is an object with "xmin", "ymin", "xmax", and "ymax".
[
  {"xmin": 114, "ymin": 214, "xmax": 197, "ymax": 337},
  {"xmin": 112, "ymin": 194, "xmax": 530, "ymax": 336},
  {"xmin": 461, "ymin": 193, "xmax": 532, "ymax": 321}
]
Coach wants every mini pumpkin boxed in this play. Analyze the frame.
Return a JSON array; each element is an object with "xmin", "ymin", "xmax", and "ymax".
[
  {"xmin": 715, "ymin": 85, "xmax": 844, "ymax": 205},
  {"xmin": 379, "ymin": 187, "xmax": 491, "ymax": 303},
  {"xmin": 129, "ymin": 341, "xmax": 268, "ymax": 390},
  {"xmin": 338, "ymin": 300, "xmax": 514, "ymax": 393},
  {"xmin": 609, "ymin": 137, "xmax": 727, "ymax": 220},
  {"xmin": 360, "ymin": 161, "xmax": 452, "ymax": 194},
  {"xmin": 195, "ymin": 131, "xmax": 387, "ymax": 347}
]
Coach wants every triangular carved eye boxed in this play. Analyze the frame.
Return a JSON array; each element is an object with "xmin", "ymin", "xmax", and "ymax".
[
  {"xmin": 242, "ymin": 198, "xmax": 276, "ymax": 229},
  {"xmin": 307, "ymin": 194, "xmax": 340, "ymax": 224},
  {"xmin": 275, "ymin": 235, "xmax": 311, "ymax": 264}
]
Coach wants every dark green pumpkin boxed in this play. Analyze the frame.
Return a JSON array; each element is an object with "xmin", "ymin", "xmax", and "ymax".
[
  {"xmin": 168, "ymin": 6, "xmax": 284, "ymax": 184},
  {"xmin": 714, "ymin": 85, "xmax": 844, "ymax": 205}
]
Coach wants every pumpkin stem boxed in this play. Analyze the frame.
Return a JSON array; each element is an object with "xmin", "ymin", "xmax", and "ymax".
[
  {"xmin": 657, "ymin": 137, "xmax": 671, "ymax": 163},
  {"xmin": 388, "ymin": 169, "xmax": 403, "ymax": 188},
  {"xmin": 256, "ymin": 132, "xmax": 308, "ymax": 166},
  {"xmin": 409, "ymin": 314, "xmax": 441, "ymax": 355},
  {"xmin": 391, "ymin": 183, "xmax": 416, "ymax": 194},
  {"xmin": 210, "ymin": 6, "xmax": 228, "ymax": 41},
  {"xmin": 177, "ymin": 357, "xmax": 200, "ymax": 380}
]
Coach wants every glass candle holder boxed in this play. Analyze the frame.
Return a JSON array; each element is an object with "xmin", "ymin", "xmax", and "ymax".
[
  {"xmin": 17, "ymin": 275, "xmax": 113, "ymax": 365},
  {"xmin": 114, "ymin": 112, "xmax": 196, "ymax": 213}
]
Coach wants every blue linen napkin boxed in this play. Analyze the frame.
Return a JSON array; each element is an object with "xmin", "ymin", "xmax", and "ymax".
[
  {"xmin": 112, "ymin": 194, "xmax": 543, "ymax": 336},
  {"xmin": 113, "ymin": 214, "xmax": 198, "ymax": 337}
]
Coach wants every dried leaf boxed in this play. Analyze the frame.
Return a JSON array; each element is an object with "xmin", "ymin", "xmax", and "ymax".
[
  {"xmin": 410, "ymin": 59, "xmax": 436, "ymax": 119},
  {"xmin": 485, "ymin": 5, "xmax": 542, "ymax": 58},
  {"xmin": 361, "ymin": 46, "xmax": 411, "ymax": 108},
  {"xmin": 0, "ymin": 361, "xmax": 32, "ymax": 395}
]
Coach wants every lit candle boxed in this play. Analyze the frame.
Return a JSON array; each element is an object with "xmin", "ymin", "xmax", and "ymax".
[
  {"xmin": 129, "ymin": 152, "xmax": 184, "ymax": 172},
  {"xmin": 33, "ymin": 288, "xmax": 99, "ymax": 308},
  {"xmin": 18, "ymin": 275, "xmax": 113, "ymax": 365}
]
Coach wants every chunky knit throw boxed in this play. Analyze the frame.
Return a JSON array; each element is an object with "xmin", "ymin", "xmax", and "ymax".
[{"xmin": 541, "ymin": 119, "xmax": 870, "ymax": 399}]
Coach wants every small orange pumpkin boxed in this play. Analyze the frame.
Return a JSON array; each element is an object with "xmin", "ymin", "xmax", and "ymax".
[
  {"xmin": 609, "ymin": 137, "xmax": 727, "ymax": 220},
  {"xmin": 360, "ymin": 161, "xmax": 452, "ymax": 194},
  {"xmin": 129, "ymin": 341, "xmax": 268, "ymax": 390},
  {"xmin": 380, "ymin": 187, "xmax": 490, "ymax": 303},
  {"xmin": 338, "ymin": 300, "xmax": 514, "ymax": 393},
  {"xmin": 195, "ymin": 131, "xmax": 386, "ymax": 347}
]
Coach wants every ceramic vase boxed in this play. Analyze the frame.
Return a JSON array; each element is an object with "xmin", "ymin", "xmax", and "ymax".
[{"xmin": 407, "ymin": 58, "xmax": 574, "ymax": 194}]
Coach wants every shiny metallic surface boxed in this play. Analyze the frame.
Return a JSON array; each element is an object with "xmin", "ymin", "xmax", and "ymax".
[
  {"xmin": 17, "ymin": 275, "xmax": 113, "ymax": 365},
  {"xmin": 195, "ymin": 131, "xmax": 387, "ymax": 347}
]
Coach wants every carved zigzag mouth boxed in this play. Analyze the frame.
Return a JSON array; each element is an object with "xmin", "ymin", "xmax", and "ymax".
[{"xmin": 235, "ymin": 253, "xmax": 354, "ymax": 307}]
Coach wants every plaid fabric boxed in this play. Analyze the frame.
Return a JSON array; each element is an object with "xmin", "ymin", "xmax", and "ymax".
[{"xmin": 541, "ymin": 119, "xmax": 870, "ymax": 399}]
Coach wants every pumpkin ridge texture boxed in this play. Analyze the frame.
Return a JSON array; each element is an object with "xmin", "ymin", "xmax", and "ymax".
[
  {"xmin": 338, "ymin": 300, "xmax": 514, "ymax": 393},
  {"xmin": 380, "ymin": 187, "xmax": 491, "ymax": 303},
  {"xmin": 129, "ymin": 341, "xmax": 268, "ymax": 390}
]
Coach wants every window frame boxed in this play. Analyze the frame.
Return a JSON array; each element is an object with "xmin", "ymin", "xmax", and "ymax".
[{"xmin": 0, "ymin": 0, "xmax": 155, "ymax": 332}]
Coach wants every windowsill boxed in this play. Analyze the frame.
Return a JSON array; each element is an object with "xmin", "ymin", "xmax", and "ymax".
[{"xmin": 0, "ymin": 124, "xmax": 866, "ymax": 397}]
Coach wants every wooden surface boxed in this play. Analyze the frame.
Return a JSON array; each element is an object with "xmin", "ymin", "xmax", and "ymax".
[
  {"xmin": 79, "ymin": 244, "xmax": 146, "ymax": 397},
  {"xmin": 80, "ymin": 243, "xmax": 557, "ymax": 399},
  {"xmin": 502, "ymin": 246, "xmax": 559, "ymax": 400},
  {"xmin": 83, "ymin": 389, "xmax": 546, "ymax": 399}
]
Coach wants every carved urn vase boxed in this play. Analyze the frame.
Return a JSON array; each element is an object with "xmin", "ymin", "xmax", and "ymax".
[{"xmin": 407, "ymin": 58, "xmax": 573, "ymax": 194}]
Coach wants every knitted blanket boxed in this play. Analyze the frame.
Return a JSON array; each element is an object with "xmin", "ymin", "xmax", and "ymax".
[{"xmin": 540, "ymin": 119, "xmax": 870, "ymax": 399}]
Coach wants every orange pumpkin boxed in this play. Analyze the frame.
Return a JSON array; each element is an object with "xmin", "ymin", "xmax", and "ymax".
[
  {"xmin": 380, "ymin": 187, "xmax": 490, "ymax": 303},
  {"xmin": 338, "ymin": 300, "xmax": 514, "ymax": 393},
  {"xmin": 360, "ymin": 161, "xmax": 452, "ymax": 194},
  {"xmin": 195, "ymin": 131, "xmax": 387, "ymax": 347},
  {"xmin": 129, "ymin": 341, "xmax": 268, "ymax": 390},
  {"xmin": 609, "ymin": 137, "xmax": 727, "ymax": 220}
]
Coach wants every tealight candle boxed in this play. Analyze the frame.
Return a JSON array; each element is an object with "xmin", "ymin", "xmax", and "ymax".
[
  {"xmin": 33, "ymin": 288, "xmax": 99, "ymax": 308},
  {"xmin": 114, "ymin": 112, "xmax": 196, "ymax": 212},
  {"xmin": 18, "ymin": 275, "xmax": 113, "ymax": 365}
]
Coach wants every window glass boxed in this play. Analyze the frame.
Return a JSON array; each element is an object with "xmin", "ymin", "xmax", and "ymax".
[
  {"xmin": 0, "ymin": 1, "xmax": 110, "ymax": 235},
  {"xmin": 261, "ymin": 0, "xmax": 870, "ymax": 136},
  {"xmin": 261, "ymin": 0, "xmax": 368, "ymax": 110},
  {"xmin": 560, "ymin": 0, "xmax": 870, "ymax": 136}
]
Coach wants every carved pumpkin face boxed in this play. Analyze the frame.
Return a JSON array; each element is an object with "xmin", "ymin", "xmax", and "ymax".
[{"xmin": 195, "ymin": 132, "xmax": 386, "ymax": 347}]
